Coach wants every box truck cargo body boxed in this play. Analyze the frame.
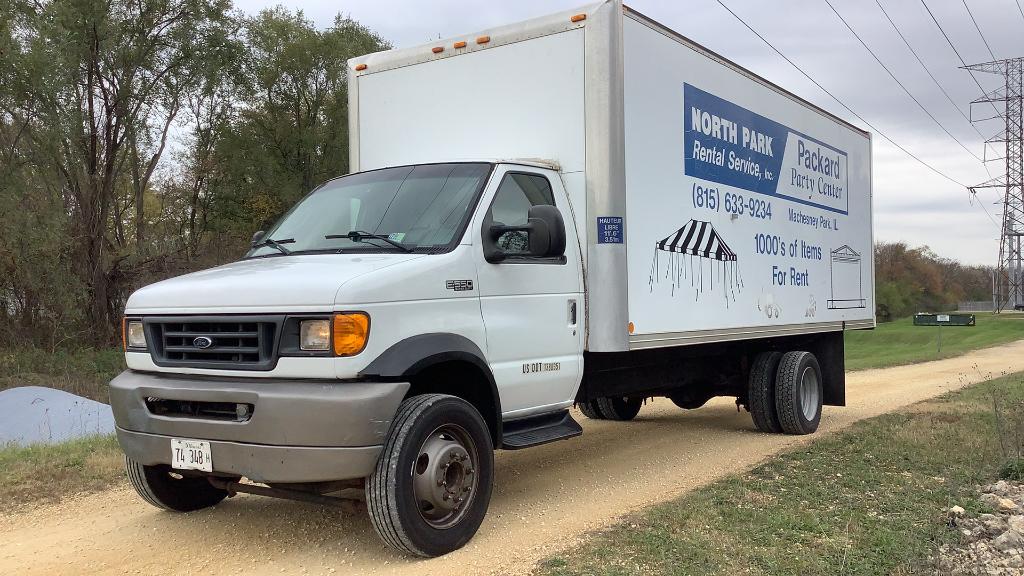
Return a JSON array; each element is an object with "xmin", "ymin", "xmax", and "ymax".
[{"xmin": 109, "ymin": 0, "xmax": 873, "ymax": 558}]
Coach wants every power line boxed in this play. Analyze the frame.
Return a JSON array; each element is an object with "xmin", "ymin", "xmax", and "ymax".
[
  {"xmin": 712, "ymin": 0, "xmax": 967, "ymax": 188},
  {"xmin": 919, "ymin": 0, "xmax": 1002, "ymax": 118},
  {"xmin": 822, "ymin": 0, "xmax": 985, "ymax": 164},
  {"xmin": 962, "ymin": 0, "xmax": 996, "ymax": 60},
  {"xmin": 1017, "ymin": 0, "xmax": 1024, "ymax": 25},
  {"xmin": 970, "ymin": 189, "xmax": 999, "ymax": 225},
  {"xmin": 874, "ymin": 0, "xmax": 998, "ymax": 167}
]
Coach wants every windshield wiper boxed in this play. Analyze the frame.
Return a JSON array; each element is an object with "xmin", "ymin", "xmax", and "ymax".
[
  {"xmin": 325, "ymin": 231, "xmax": 413, "ymax": 253},
  {"xmin": 251, "ymin": 237, "xmax": 295, "ymax": 255}
]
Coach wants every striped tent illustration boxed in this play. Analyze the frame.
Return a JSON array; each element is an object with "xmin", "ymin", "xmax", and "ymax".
[{"xmin": 649, "ymin": 219, "xmax": 743, "ymax": 303}]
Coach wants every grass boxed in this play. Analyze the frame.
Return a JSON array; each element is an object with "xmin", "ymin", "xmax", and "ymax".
[
  {"xmin": 0, "ymin": 346, "xmax": 124, "ymax": 402},
  {"xmin": 0, "ymin": 434, "xmax": 124, "ymax": 510},
  {"xmin": 845, "ymin": 313, "xmax": 1024, "ymax": 371},
  {"xmin": 535, "ymin": 373, "xmax": 1024, "ymax": 576}
]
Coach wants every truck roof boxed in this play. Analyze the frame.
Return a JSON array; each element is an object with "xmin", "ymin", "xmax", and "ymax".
[{"xmin": 348, "ymin": 1, "xmax": 869, "ymax": 140}]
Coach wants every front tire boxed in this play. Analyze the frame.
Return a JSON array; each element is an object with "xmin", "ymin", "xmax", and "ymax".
[
  {"xmin": 774, "ymin": 351, "xmax": 823, "ymax": 435},
  {"xmin": 366, "ymin": 394, "xmax": 494, "ymax": 557},
  {"xmin": 125, "ymin": 457, "xmax": 228, "ymax": 512}
]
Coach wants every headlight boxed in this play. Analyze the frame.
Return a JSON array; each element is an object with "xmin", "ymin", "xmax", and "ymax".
[
  {"xmin": 299, "ymin": 319, "xmax": 331, "ymax": 351},
  {"xmin": 125, "ymin": 320, "xmax": 147, "ymax": 349},
  {"xmin": 333, "ymin": 312, "xmax": 370, "ymax": 356}
]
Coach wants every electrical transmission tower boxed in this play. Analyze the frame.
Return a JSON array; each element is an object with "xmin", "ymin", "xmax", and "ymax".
[{"xmin": 967, "ymin": 57, "xmax": 1023, "ymax": 312}]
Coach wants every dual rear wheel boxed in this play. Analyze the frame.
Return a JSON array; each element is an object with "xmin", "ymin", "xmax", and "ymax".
[
  {"xmin": 577, "ymin": 396, "xmax": 643, "ymax": 421},
  {"xmin": 748, "ymin": 350, "xmax": 822, "ymax": 435}
]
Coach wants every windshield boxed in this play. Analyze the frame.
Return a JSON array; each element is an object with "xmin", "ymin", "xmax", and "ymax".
[{"xmin": 247, "ymin": 163, "xmax": 492, "ymax": 257}]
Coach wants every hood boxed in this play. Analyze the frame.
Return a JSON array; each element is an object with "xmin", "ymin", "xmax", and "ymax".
[{"xmin": 125, "ymin": 253, "xmax": 426, "ymax": 314}]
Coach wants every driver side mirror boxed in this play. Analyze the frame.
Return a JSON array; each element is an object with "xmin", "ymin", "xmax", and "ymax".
[
  {"xmin": 484, "ymin": 205, "xmax": 566, "ymax": 263},
  {"xmin": 250, "ymin": 230, "xmax": 265, "ymax": 245}
]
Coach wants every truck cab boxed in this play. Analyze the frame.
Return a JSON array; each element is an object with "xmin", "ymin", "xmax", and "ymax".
[{"xmin": 112, "ymin": 160, "xmax": 588, "ymax": 556}]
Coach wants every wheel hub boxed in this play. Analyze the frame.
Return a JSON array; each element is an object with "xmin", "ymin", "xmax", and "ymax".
[
  {"xmin": 413, "ymin": 429, "xmax": 476, "ymax": 527},
  {"xmin": 798, "ymin": 366, "xmax": 820, "ymax": 421}
]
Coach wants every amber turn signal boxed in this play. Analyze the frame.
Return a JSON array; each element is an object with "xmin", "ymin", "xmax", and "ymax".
[{"xmin": 333, "ymin": 312, "xmax": 370, "ymax": 356}]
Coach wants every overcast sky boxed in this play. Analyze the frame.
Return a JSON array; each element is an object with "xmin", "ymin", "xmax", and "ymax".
[{"xmin": 235, "ymin": 0, "xmax": 1022, "ymax": 266}]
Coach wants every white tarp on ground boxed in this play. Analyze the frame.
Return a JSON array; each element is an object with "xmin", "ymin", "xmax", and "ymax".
[{"xmin": 0, "ymin": 386, "xmax": 114, "ymax": 446}]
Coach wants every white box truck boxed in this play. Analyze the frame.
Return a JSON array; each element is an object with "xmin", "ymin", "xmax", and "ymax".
[{"xmin": 110, "ymin": 0, "xmax": 873, "ymax": 557}]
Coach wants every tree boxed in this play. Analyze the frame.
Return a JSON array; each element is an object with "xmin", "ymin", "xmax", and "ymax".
[
  {"xmin": 212, "ymin": 9, "xmax": 389, "ymax": 235},
  {"xmin": 0, "ymin": 0, "xmax": 238, "ymax": 339},
  {"xmin": 873, "ymin": 241, "xmax": 992, "ymax": 321},
  {"xmin": 0, "ymin": 2, "xmax": 391, "ymax": 345}
]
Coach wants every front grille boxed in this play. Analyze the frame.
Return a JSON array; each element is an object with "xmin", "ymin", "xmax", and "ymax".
[{"xmin": 146, "ymin": 316, "xmax": 282, "ymax": 371}]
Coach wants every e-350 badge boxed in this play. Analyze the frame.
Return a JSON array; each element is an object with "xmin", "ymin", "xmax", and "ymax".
[{"xmin": 445, "ymin": 280, "xmax": 474, "ymax": 291}]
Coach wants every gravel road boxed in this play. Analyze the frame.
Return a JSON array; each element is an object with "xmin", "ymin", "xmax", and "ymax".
[{"xmin": 4, "ymin": 341, "xmax": 1024, "ymax": 576}]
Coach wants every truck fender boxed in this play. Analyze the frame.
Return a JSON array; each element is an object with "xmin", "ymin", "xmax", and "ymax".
[{"xmin": 359, "ymin": 333, "xmax": 502, "ymax": 441}]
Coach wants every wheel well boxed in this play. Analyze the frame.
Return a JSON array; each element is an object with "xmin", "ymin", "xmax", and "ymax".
[{"xmin": 405, "ymin": 360, "xmax": 501, "ymax": 448}]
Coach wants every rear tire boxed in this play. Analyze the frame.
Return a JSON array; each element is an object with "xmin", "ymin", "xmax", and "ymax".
[
  {"xmin": 774, "ymin": 351, "xmax": 823, "ymax": 435},
  {"xmin": 125, "ymin": 457, "xmax": 228, "ymax": 512},
  {"xmin": 366, "ymin": 394, "xmax": 494, "ymax": 557},
  {"xmin": 595, "ymin": 396, "xmax": 643, "ymax": 421},
  {"xmin": 576, "ymin": 399, "xmax": 604, "ymax": 420},
  {"xmin": 748, "ymin": 351, "xmax": 783, "ymax": 433}
]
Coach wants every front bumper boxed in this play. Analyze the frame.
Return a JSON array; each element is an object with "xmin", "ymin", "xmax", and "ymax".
[{"xmin": 109, "ymin": 370, "xmax": 409, "ymax": 483}]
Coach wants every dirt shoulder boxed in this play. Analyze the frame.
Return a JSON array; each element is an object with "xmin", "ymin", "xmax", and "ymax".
[{"xmin": 4, "ymin": 341, "xmax": 1024, "ymax": 576}]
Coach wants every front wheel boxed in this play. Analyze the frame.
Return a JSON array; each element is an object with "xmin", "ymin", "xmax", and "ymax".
[
  {"xmin": 125, "ymin": 457, "xmax": 228, "ymax": 512},
  {"xmin": 366, "ymin": 394, "xmax": 494, "ymax": 557}
]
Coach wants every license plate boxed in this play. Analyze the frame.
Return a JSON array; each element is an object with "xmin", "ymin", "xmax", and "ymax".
[{"xmin": 171, "ymin": 438, "xmax": 212, "ymax": 472}]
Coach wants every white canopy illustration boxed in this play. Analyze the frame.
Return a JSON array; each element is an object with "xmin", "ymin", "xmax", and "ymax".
[
  {"xmin": 827, "ymin": 244, "xmax": 866, "ymax": 309},
  {"xmin": 649, "ymin": 219, "xmax": 743, "ymax": 303}
]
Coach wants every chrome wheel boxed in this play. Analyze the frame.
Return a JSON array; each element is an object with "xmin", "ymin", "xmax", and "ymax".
[
  {"xmin": 798, "ymin": 366, "xmax": 820, "ymax": 421},
  {"xmin": 412, "ymin": 424, "xmax": 479, "ymax": 529}
]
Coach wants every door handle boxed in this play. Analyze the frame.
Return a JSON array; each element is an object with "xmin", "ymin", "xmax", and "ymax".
[{"xmin": 568, "ymin": 299, "xmax": 577, "ymax": 326}]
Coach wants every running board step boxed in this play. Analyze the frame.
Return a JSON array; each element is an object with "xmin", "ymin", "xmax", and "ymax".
[{"xmin": 501, "ymin": 410, "xmax": 582, "ymax": 450}]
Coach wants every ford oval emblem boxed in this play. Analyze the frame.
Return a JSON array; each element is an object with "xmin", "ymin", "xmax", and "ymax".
[{"xmin": 192, "ymin": 336, "xmax": 213, "ymax": 349}]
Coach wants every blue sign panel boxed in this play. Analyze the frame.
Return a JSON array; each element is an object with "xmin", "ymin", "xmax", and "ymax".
[
  {"xmin": 597, "ymin": 216, "xmax": 623, "ymax": 244},
  {"xmin": 684, "ymin": 83, "xmax": 849, "ymax": 215}
]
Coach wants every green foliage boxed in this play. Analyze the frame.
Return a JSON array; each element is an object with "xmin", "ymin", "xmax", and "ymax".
[
  {"xmin": 1001, "ymin": 458, "xmax": 1024, "ymax": 481},
  {"xmin": 208, "ymin": 10, "xmax": 388, "ymax": 234},
  {"xmin": 0, "ymin": 0, "xmax": 388, "ymax": 346},
  {"xmin": 537, "ymin": 374, "xmax": 1024, "ymax": 576}
]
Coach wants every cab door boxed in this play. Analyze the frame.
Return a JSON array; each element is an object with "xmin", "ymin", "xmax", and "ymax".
[{"xmin": 472, "ymin": 166, "xmax": 584, "ymax": 418}]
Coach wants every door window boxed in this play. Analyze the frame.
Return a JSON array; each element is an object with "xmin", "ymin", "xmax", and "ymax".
[{"xmin": 485, "ymin": 173, "xmax": 555, "ymax": 255}]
